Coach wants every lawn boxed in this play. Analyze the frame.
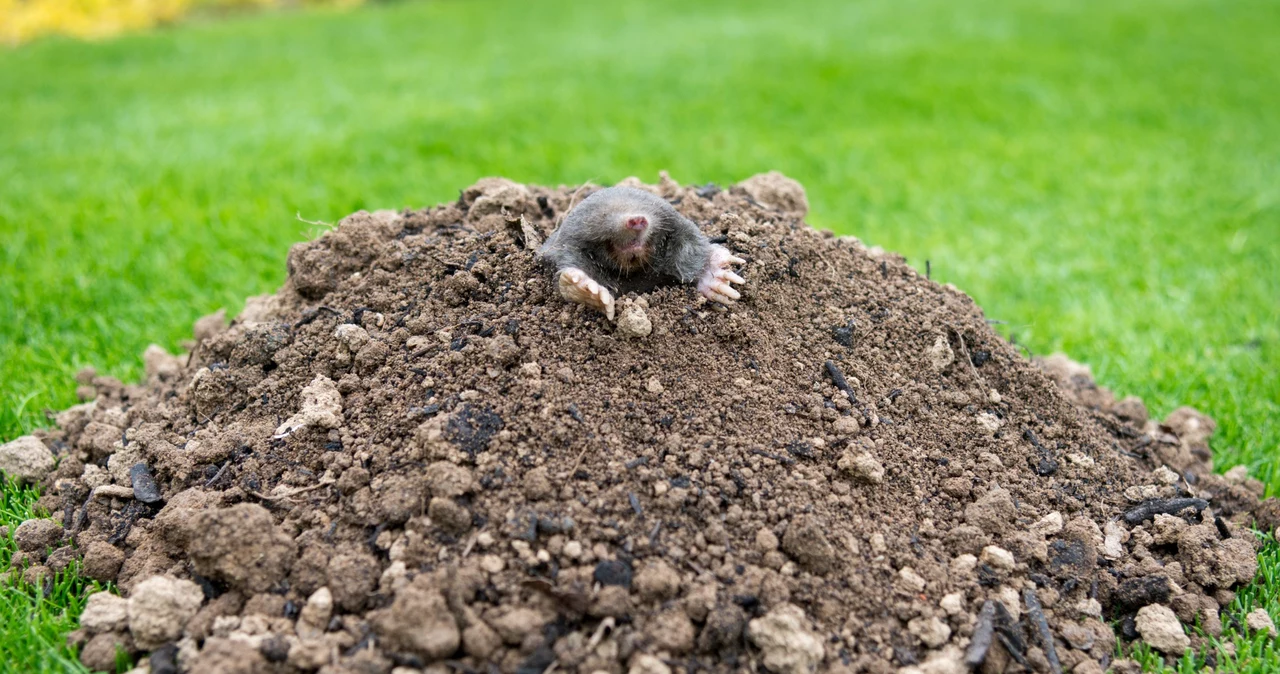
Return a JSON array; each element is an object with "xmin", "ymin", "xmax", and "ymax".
[{"xmin": 1, "ymin": 0, "xmax": 1277, "ymax": 670}]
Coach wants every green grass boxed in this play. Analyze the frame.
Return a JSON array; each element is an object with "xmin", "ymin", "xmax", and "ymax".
[
  {"xmin": 0, "ymin": 0, "xmax": 1277, "ymax": 670},
  {"xmin": 1, "ymin": 479, "xmax": 107, "ymax": 669}
]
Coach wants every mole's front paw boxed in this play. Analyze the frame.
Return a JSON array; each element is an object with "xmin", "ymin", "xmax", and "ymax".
[
  {"xmin": 558, "ymin": 267, "xmax": 616, "ymax": 320},
  {"xmin": 698, "ymin": 245, "xmax": 746, "ymax": 306}
]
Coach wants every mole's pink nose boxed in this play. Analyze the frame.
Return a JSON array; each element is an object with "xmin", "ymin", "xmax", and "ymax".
[{"xmin": 625, "ymin": 216, "xmax": 648, "ymax": 231}]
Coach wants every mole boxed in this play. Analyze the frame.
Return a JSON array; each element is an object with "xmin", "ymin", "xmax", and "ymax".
[{"xmin": 536, "ymin": 186, "xmax": 745, "ymax": 319}]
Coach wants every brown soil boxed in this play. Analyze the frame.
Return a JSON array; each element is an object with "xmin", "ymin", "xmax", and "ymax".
[{"xmin": 14, "ymin": 173, "xmax": 1275, "ymax": 674}]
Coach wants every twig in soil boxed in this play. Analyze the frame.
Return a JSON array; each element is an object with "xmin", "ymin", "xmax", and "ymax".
[
  {"xmin": 1122, "ymin": 497, "xmax": 1209, "ymax": 525},
  {"xmin": 460, "ymin": 534, "xmax": 477, "ymax": 558},
  {"xmin": 1024, "ymin": 587, "xmax": 1062, "ymax": 674},
  {"xmin": 926, "ymin": 260, "xmax": 931, "ymax": 280},
  {"xmin": 965, "ymin": 601, "xmax": 997, "ymax": 666},
  {"xmin": 947, "ymin": 324, "xmax": 987, "ymax": 387},
  {"xmin": 586, "ymin": 617, "xmax": 616, "ymax": 652},
  {"xmin": 204, "ymin": 460, "xmax": 232, "ymax": 488},
  {"xmin": 567, "ymin": 444, "xmax": 591, "ymax": 480},
  {"xmin": 649, "ymin": 521, "xmax": 662, "ymax": 548},
  {"xmin": 823, "ymin": 360, "xmax": 857, "ymax": 403}
]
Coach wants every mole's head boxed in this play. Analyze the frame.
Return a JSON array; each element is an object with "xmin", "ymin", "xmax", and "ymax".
[{"xmin": 575, "ymin": 187, "xmax": 675, "ymax": 272}]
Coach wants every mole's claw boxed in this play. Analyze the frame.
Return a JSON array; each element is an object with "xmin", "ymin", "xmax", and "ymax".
[
  {"xmin": 698, "ymin": 246, "xmax": 746, "ymax": 306},
  {"xmin": 706, "ymin": 291, "xmax": 735, "ymax": 306},
  {"xmin": 558, "ymin": 267, "xmax": 616, "ymax": 319},
  {"xmin": 714, "ymin": 282, "xmax": 741, "ymax": 300},
  {"xmin": 718, "ymin": 270, "xmax": 746, "ymax": 285}
]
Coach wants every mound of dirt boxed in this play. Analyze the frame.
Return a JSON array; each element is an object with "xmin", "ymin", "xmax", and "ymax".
[{"xmin": 6, "ymin": 173, "xmax": 1275, "ymax": 674}]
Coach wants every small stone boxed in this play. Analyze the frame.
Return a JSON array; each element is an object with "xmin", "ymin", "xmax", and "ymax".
[
  {"xmin": 129, "ymin": 463, "xmax": 163, "ymax": 504},
  {"xmin": 297, "ymin": 587, "xmax": 333, "ymax": 639},
  {"xmin": 0, "ymin": 435, "xmax": 56, "ymax": 484},
  {"xmin": 1066, "ymin": 453, "xmax": 1095, "ymax": 467},
  {"xmin": 1245, "ymin": 609, "xmax": 1276, "ymax": 635},
  {"xmin": 976, "ymin": 413, "xmax": 1001, "ymax": 434},
  {"xmin": 273, "ymin": 374, "xmax": 343, "ymax": 438},
  {"xmin": 479, "ymin": 555, "xmax": 505, "ymax": 574},
  {"xmin": 1135, "ymin": 604, "xmax": 1189, "ymax": 654},
  {"xmin": 838, "ymin": 451, "xmax": 884, "ymax": 485},
  {"xmin": 1031, "ymin": 512, "xmax": 1065, "ymax": 537},
  {"xmin": 870, "ymin": 533, "xmax": 887, "ymax": 554},
  {"xmin": 926, "ymin": 335, "xmax": 954, "ymax": 371},
  {"xmin": 939, "ymin": 593, "xmax": 963, "ymax": 616},
  {"xmin": 1102, "ymin": 520, "xmax": 1128, "ymax": 559},
  {"xmin": 616, "ymin": 305, "xmax": 652, "ymax": 338},
  {"xmin": 980, "ymin": 545, "xmax": 1015, "ymax": 571},
  {"xmin": 80, "ymin": 592, "xmax": 130, "ymax": 635},
  {"xmin": 14, "ymin": 518, "xmax": 63, "ymax": 553},
  {"xmin": 949, "ymin": 554, "xmax": 977, "ymax": 576},
  {"xmin": 908, "ymin": 615, "xmax": 951, "ymax": 648},
  {"xmin": 898, "ymin": 567, "xmax": 927, "ymax": 593},
  {"xmin": 747, "ymin": 604, "xmax": 824, "ymax": 674},
  {"xmin": 1153, "ymin": 465, "xmax": 1181, "ymax": 485},
  {"xmin": 646, "ymin": 377, "xmax": 664, "ymax": 394},
  {"xmin": 128, "ymin": 575, "xmax": 205, "ymax": 650}
]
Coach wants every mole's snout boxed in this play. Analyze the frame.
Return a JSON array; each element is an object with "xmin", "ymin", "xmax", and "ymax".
[{"xmin": 625, "ymin": 216, "xmax": 648, "ymax": 232}]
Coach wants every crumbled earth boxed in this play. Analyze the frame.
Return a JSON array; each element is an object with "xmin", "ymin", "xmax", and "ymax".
[{"xmin": 7, "ymin": 173, "xmax": 1276, "ymax": 673}]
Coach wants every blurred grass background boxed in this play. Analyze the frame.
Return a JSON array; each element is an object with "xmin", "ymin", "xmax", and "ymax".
[{"xmin": 1, "ymin": 0, "xmax": 1278, "ymax": 670}]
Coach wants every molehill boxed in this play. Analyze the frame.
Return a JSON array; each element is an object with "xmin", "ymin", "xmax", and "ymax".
[{"xmin": 3, "ymin": 173, "xmax": 1276, "ymax": 674}]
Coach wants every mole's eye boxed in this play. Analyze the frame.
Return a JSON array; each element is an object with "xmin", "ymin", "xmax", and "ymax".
[{"xmin": 625, "ymin": 216, "xmax": 648, "ymax": 231}]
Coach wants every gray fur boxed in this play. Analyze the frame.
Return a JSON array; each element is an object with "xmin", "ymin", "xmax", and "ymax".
[{"xmin": 537, "ymin": 186, "xmax": 711, "ymax": 295}]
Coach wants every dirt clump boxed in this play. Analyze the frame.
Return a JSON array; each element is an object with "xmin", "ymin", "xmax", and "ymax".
[{"xmin": 15, "ymin": 173, "xmax": 1275, "ymax": 673}]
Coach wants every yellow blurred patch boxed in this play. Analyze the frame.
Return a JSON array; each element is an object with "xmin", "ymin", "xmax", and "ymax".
[{"xmin": 0, "ymin": 0, "xmax": 361, "ymax": 45}]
